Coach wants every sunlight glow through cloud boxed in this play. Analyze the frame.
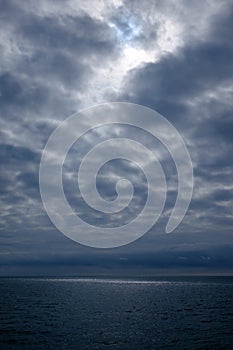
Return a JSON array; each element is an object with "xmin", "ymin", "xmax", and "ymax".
[{"xmin": 81, "ymin": 11, "xmax": 182, "ymax": 107}]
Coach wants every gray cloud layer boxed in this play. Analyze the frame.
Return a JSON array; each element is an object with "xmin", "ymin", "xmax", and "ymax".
[{"xmin": 0, "ymin": 0, "xmax": 233, "ymax": 274}]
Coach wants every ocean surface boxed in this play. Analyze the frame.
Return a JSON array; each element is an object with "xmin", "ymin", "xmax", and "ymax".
[{"xmin": 0, "ymin": 276, "xmax": 233, "ymax": 349}]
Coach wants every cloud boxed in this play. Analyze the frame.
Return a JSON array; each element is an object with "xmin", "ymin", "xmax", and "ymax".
[
  {"xmin": 118, "ymin": 2, "xmax": 233, "ymax": 243},
  {"xmin": 0, "ymin": 0, "xmax": 232, "ymax": 273}
]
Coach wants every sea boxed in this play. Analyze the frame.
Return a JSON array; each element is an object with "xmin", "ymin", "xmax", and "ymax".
[{"xmin": 0, "ymin": 276, "xmax": 233, "ymax": 349}]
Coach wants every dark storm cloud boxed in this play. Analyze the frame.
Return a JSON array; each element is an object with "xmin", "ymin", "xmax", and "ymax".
[
  {"xmin": 0, "ymin": 1, "xmax": 119, "ymax": 248},
  {"xmin": 120, "ymin": 4, "xmax": 233, "ymax": 117},
  {"xmin": 63, "ymin": 157, "xmax": 148, "ymax": 228},
  {"xmin": 0, "ymin": 143, "xmax": 41, "ymax": 234},
  {"xmin": 0, "ymin": 143, "xmax": 40, "ymax": 197},
  {"xmin": 1, "ymin": 233, "xmax": 232, "ymax": 275},
  {"xmin": 0, "ymin": 0, "xmax": 118, "ymax": 124},
  {"xmin": 0, "ymin": 0, "xmax": 232, "ymax": 274},
  {"xmin": 118, "ymin": 4, "xmax": 233, "ymax": 242},
  {"xmin": 15, "ymin": 14, "xmax": 116, "ymax": 92},
  {"xmin": 123, "ymin": 27, "xmax": 233, "ymax": 126}
]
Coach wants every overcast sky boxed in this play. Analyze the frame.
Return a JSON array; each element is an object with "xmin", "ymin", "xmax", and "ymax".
[{"xmin": 0, "ymin": 0, "xmax": 233, "ymax": 276}]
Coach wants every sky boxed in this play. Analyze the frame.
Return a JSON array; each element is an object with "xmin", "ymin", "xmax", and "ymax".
[{"xmin": 0, "ymin": 0, "xmax": 233, "ymax": 276}]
